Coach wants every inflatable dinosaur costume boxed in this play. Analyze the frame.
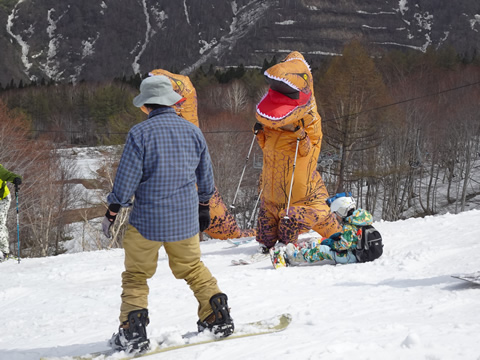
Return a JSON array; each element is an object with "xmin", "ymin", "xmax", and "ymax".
[
  {"xmin": 146, "ymin": 69, "xmax": 256, "ymax": 240},
  {"xmin": 254, "ymin": 51, "xmax": 341, "ymax": 249}
]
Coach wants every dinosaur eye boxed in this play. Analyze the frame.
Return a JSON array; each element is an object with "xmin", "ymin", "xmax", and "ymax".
[
  {"xmin": 303, "ymin": 74, "xmax": 308, "ymax": 81},
  {"xmin": 176, "ymin": 80, "xmax": 182, "ymax": 86}
]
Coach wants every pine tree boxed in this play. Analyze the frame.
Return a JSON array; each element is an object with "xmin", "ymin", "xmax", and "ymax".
[{"xmin": 318, "ymin": 40, "xmax": 391, "ymax": 193}]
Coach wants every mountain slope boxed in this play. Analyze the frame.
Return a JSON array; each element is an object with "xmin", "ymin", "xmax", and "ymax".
[{"xmin": 1, "ymin": 0, "xmax": 479, "ymax": 85}]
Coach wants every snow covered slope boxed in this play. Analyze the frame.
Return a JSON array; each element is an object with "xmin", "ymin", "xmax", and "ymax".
[{"xmin": 1, "ymin": 210, "xmax": 479, "ymax": 360}]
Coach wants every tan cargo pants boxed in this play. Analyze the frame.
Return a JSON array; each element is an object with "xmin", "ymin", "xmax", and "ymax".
[{"xmin": 119, "ymin": 225, "xmax": 221, "ymax": 324}]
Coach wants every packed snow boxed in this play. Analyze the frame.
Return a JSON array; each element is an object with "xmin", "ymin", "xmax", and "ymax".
[{"xmin": 1, "ymin": 209, "xmax": 480, "ymax": 360}]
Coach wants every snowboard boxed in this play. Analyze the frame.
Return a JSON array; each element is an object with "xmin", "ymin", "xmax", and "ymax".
[
  {"xmin": 269, "ymin": 247, "xmax": 289, "ymax": 269},
  {"xmin": 230, "ymin": 237, "xmax": 323, "ymax": 267},
  {"xmin": 41, "ymin": 313, "xmax": 292, "ymax": 360},
  {"xmin": 452, "ymin": 271, "xmax": 480, "ymax": 285},
  {"xmin": 231, "ymin": 252, "xmax": 269, "ymax": 266},
  {"xmin": 226, "ymin": 237, "xmax": 255, "ymax": 247}
]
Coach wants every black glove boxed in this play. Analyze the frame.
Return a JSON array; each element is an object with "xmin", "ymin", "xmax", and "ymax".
[
  {"xmin": 102, "ymin": 204, "xmax": 120, "ymax": 238},
  {"xmin": 199, "ymin": 204, "xmax": 210, "ymax": 232},
  {"xmin": 13, "ymin": 177, "xmax": 22, "ymax": 186},
  {"xmin": 253, "ymin": 122, "xmax": 263, "ymax": 134}
]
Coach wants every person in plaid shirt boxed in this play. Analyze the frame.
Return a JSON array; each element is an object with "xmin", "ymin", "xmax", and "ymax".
[{"xmin": 104, "ymin": 75, "xmax": 234, "ymax": 354}]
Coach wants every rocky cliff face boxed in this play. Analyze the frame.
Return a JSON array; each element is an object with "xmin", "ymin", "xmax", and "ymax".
[{"xmin": 1, "ymin": 0, "xmax": 478, "ymax": 85}]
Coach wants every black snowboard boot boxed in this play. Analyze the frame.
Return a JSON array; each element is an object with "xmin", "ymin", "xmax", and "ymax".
[
  {"xmin": 197, "ymin": 293, "xmax": 234, "ymax": 338},
  {"xmin": 109, "ymin": 309, "xmax": 150, "ymax": 354}
]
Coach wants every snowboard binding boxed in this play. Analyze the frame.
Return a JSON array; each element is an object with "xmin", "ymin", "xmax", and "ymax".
[
  {"xmin": 197, "ymin": 293, "xmax": 234, "ymax": 337},
  {"xmin": 109, "ymin": 309, "xmax": 150, "ymax": 354}
]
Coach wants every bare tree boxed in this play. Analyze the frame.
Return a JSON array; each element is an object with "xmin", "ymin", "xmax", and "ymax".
[
  {"xmin": 0, "ymin": 100, "xmax": 83, "ymax": 257},
  {"xmin": 443, "ymin": 78, "xmax": 480, "ymax": 212},
  {"xmin": 93, "ymin": 147, "xmax": 131, "ymax": 248},
  {"xmin": 223, "ymin": 80, "xmax": 249, "ymax": 114}
]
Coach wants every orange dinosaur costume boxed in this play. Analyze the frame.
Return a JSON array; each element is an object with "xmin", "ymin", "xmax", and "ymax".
[
  {"xmin": 146, "ymin": 69, "xmax": 255, "ymax": 240},
  {"xmin": 254, "ymin": 51, "xmax": 341, "ymax": 249}
]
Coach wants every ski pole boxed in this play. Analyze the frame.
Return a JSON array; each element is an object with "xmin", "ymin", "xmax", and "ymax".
[
  {"xmin": 15, "ymin": 184, "xmax": 20, "ymax": 264},
  {"xmin": 230, "ymin": 133, "xmax": 257, "ymax": 209},
  {"xmin": 284, "ymin": 138, "xmax": 300, "ymax": 219},
  {"xmin": 247, "ymin": 188, "xmax": 263, "ymax": 228}
]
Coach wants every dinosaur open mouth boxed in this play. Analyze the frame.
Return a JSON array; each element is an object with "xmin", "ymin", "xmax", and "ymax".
[{"xmin": 256, "ymin": 88, "xmax": 311, "ymax": 120}]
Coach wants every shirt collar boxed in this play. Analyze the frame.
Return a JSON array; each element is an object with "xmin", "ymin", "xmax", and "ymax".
[{"xmin": 148, "ymin": 107, "xmax": 175, "ymax": 119}]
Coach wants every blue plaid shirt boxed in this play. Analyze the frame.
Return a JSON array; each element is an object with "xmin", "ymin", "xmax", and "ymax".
[{"xmin": 107, "ymin": 107, "xmax": 215, "ymax": 241}]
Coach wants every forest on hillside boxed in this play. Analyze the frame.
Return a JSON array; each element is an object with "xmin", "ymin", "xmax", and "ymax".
[{"xmin": 1, "ymin": 41, "xmax": 479, "ymax": 257}]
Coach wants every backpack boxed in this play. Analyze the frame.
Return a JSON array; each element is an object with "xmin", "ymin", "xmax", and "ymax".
[{"xmin": 354, "ymin": 225, "xmax": 383, "ymax": 263}]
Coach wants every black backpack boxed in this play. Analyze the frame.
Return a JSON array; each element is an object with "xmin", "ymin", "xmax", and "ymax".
[{"xmin": 354, "ymin": 225, "xmax": 383, "ymax": 263}]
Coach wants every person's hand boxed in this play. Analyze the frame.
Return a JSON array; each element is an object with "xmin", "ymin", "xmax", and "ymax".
[
  {"xmin": 329, "ymin": 232, "xmax": 342, "ymax": 241},
  {"xmin": 294, "ymin": 121, "xmax": 306, "ymax": 140},
  {"xmin": 13, "ymin": 177, "xmax": 22, "ymax": 186},
  {"xmin": 199, "ymin": 204, "xmax": 210, "ymax": 232},
  {"xmin": 253, "ymin": 122, "xmax": 263, "ymax": 134},
  {"xmin": 102, "ymin": 204, "xmax": 120, "ymax": 238},
  {"xmin": 102, "ymin": 212, "xmax": 116, "ymax": 239},
  {"xmin": 321, "ymin": 233, "xmax": 342, "ymax": 248}
]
